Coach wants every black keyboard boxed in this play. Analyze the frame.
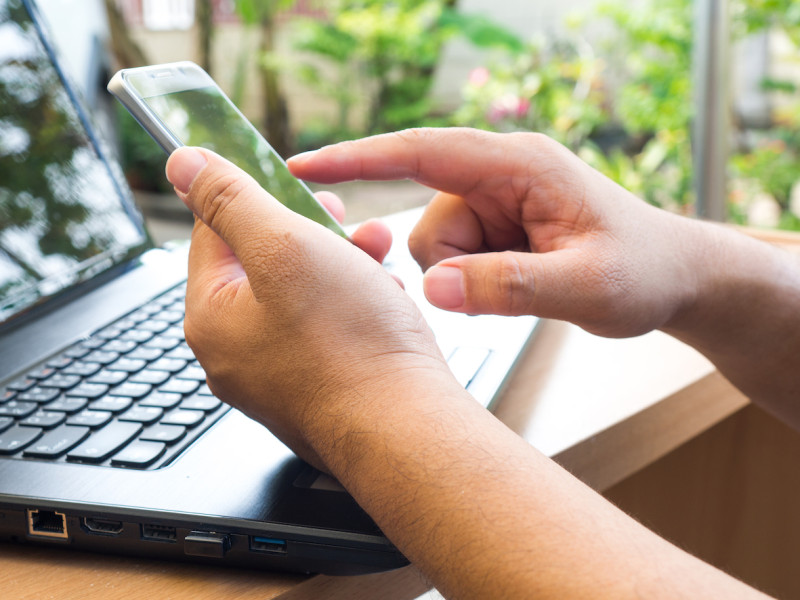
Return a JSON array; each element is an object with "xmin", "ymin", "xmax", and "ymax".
[{"xmin": 0, "ymin": 283, "xmax": 229, "ymax": 469}]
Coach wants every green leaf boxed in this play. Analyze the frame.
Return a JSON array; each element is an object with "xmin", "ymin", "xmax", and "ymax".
[{"xmin": 439, "ymin": 9, "xmax": 525, "ymax": 53}]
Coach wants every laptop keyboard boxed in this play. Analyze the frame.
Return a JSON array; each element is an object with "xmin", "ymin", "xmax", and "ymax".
[
  {"xmin": 0, "ymin": 277, "xmax": 493, "ymax": 470},
  {"xmin": 0, "ymin": 283, "xmax": 229, "ymax": 469}
]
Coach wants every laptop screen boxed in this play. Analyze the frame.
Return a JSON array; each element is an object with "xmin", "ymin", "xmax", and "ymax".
[{"xmin": 0, "ymin": 0, "xmax": 149, "ymax": 328}]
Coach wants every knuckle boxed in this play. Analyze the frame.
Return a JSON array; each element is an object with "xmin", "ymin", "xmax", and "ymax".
[
  {"xmin": 489, "ymin": 253, "xmax": 536, "ymax": 314},
  {"xmin": 407, "ymin": 228, "xmax": 431, "ymax": 270},
  {"xmin": 194, "ymin": 170, "xmax": 251, "ymax": 233}
]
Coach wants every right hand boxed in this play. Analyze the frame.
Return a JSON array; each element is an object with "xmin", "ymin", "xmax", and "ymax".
[{"xmin": 288, "ymin": 127, "xmax": 701, "ymax": 338}]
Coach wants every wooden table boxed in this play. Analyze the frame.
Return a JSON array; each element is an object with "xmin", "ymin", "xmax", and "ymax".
[{"xmin": 3, "ymin": 226, "xmax": 799, "ymax": 599}]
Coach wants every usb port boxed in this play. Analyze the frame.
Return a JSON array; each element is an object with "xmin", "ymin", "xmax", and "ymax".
[
  {"xmin": 250, "ymin": 536, "xmax": 287, "ymax": 554},
  {"xmin": 141, "ymin": 523, "xmax": 177, "ymax": 542},
  {"xmin": 27, "ymin": 509, "xmax": 68, "ymax": 539}
]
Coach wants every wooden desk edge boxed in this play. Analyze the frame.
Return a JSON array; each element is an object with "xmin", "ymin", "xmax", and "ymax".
[{"xmin": 553, "ymin": 369, "xmax": 750, "ymax": 493}]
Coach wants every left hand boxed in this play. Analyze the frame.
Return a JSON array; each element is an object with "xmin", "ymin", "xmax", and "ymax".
[{"xmin": 165, "ymin": 147, "xmax": 450, "ymax": 470}]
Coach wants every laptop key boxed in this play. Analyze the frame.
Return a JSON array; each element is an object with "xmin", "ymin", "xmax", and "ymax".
[
  {"xmin": 144, "ymin": 336, "xmax": 181, "ymax": 351},
  {"xmin": 109, "ymin": 382, "xmax": 152, "ymax": 399},
  {"xmin": 176, "ymin": 365, "xmax": 206, "ymax": 382},
  {"xmin": 17, "ymin": 386, "xmax": 60, "ymax": 403},
  {"xmin": 128, "ymin": 369, "xmax": 170, "ymax": 386},
  {"xmin": 64, "ymin": 345, "xmax": 91, "ymax": 359},
  {"xmin": 62, "ymin": 361, "xmax": 102, "ymax": 377},
  {"xmin": 196, "ymin": 383, "xmax": 213, "ymax": 396},
  {"xmin": 160, "ymin": 410, "xmax": 204, "ymax": 428},
  {"xmin": 165, "ymin": 345, "xmax": 195, "ymax": 361},
  {"xmin": 126, "ymin": 347, "xmax": 164, "ymax": 362},
  {"xmin": 140, "ymin": 424, "xmax": 186, "ymax": 444},
  {"xmin": 29, "ymin": 366, "xmax": 57, "ymax": 380},
  {"xmin": 119, "ymin": 406, "xmax": 164, "ymax": 424},
  {"xmin": 0, "ymin": 425, "xmax": 42, "ymax": 455},
  {"xmin": 107, "ymin": 358, "xmax": 147, "ymax": 373},
  {"xmin": 1, "ymin": 389, "xmax": 16, "ymax": 402},
  {"xmin": 84, "ymin": 350, "xmax": 119, "ymax": 365},
  {"xmin": 0, "ymin": 417, "xmax": 13, "ymax": 433},
  {"xmin": 111, "ymin": 441, "xmax": 166, "ymax": 468},
  {"xmin": 136, "ymin": 320, "xmax": 170, "ymax": 334},
  {"xmin": 46, "ymin": 356, "xmax": 73, "ymax": 369},
  {"xmin": 24, "ymin": 424, "xmax": 90, "ymax": 458},
  {"xmin": 119, "ymin": 329, "xmax": 153, "ymax": 344},
  {"xmin": 6, "ymin": 377, "xmax": 36, "ymax": 392},
  {"xmin": 66, "ymin": 382, "xmax": 109, "ymax": 399},
  {"xmin": 102, "ymin": 339, "xmax": 138, "ymax": 354},
  {"xmin": 87, "ymin": 370, "xmax": 128, "ymax": 386},
  {"xmin": 139, "ymin": 391, "xmax": 182, "ymax": 409},
  {"xmin": 47, "ymin": 397, "xmax": 89, "ymax": 413},
  {"xmin": 148, "ymin": 358, "xmax": 186, "ymax": 373},
  {"xmin": 20, "ymin": 410, "xmax": 66, "ymax": 429},
  {"xmin": 66, "ymin": 410, "xmax": 113, "ymax": 428},
  {"xmin": 89, "ymin": 396, "xmax": 133, "ymax": 413},
  {"xmin": 67, "ymin": 422, "xmax": 142, "ymax": 463},
  {"xmin": 40, "ymin": 373, "xmax": 82, "ymax": 389},
  {"xmin": 159, "ymin": 379, "xmax": 199, "ymax": 396},
  {"xmin": 180, "ymin": 395, "xmax": 221, "ymax": 412},
  {"xmin": 80, "ymin": 337, "xmax": 106, "ymax": 350},
  {"xmin": 0, "ymin": 401, "xmax": 38, "ymax": 418}
]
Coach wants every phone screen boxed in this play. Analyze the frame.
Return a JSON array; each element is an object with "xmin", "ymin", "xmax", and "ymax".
[{"xmin": 139, "ymin": 85, "xmax": 345, "ymax": 237}]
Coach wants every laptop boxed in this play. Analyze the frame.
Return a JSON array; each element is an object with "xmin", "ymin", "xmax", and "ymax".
[{"xmin": 0, "ymin": 0, "xmax": 538, "ymax": 575}]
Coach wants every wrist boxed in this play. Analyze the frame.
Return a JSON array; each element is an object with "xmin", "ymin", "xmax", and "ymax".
[
  {"xmin": 299, "ymin": 357, "xmax": 474, "ymax": 476},
  {"xmin": 660, "ymin": 219, "xmax": 800, "ymax": 371}
]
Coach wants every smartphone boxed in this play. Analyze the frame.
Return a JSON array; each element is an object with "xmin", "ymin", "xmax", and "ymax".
[{"xmin": 107, "ymin": 61, "xmax": 347, "ymax": 238}]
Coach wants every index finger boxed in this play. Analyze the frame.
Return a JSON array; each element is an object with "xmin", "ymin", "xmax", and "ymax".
[{"xmin": 287, "ymin": 127, "xmax": 531, "ymax": 196}]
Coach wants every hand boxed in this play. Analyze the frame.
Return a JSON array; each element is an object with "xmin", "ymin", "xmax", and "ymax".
[
  {"xmin": 288, "ymin": 128, "xmax": 701, "ymax": 338},
  {"xmin": 165, "ymin": 147, "xmax": 449, "ymax": 470}
]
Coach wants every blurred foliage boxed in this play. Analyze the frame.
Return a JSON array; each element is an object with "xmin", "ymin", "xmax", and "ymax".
[
  {"xmin": 292, "ymin": 0, "xmax": 524, "ymax": 144},
  {"xmin": 453, "ymin": 0, "xmax": 696, "ymax": 211},
  {"xmin": 111, "ymin": 0, "xmax": 800, "ymax": 229},
  {"xmin": 451, "ymin": 0, "xmax": 800, "ymax": 224}
]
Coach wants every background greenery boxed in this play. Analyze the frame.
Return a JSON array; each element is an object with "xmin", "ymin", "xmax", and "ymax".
[{"xmin": 116, "ymin": 0, "xmax": 800, "ymax": 229}]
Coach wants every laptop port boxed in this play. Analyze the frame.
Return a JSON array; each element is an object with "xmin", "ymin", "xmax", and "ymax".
[
  {"xmin": 141, "ymin": 523, "xmax": 177, "ymax": 542},
  {"xmin": 249, "ymin": 536, "xmax": 287, "ymax": 555},
  {"xmin": 81, "ymin": 517, "xmax": 123, "ymax": 536},
  {"xmin": 27, "ymin": 509, "xmax": 68, "ymax": 539}
]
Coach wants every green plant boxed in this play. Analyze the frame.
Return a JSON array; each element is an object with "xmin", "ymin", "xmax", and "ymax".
[
  {"xmin": 453, "ymin": 0, "xmax": 696, "ymax": 211},
  {"xmin": 452, "ymin": 0, "xmax": 800, "ymax": 223},
  {"xmin": 452, "ymin": 35, "xmax": 607, "ymax": 151},
  {"xmin": 291, "ymin": 0, "xmax": 523, "ymax": 144}
]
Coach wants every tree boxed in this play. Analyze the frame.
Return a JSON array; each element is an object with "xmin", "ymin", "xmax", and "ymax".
[{"xmin": 234, "ymin": 0, "xmax": 297, "ymax": 158}]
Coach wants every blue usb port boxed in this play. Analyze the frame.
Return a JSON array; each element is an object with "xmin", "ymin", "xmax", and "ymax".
[{"xmin": 250, "ymin": 536, "xmax": 287, "ymax": 554}]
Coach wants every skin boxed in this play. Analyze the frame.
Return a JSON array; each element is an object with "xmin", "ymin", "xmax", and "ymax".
[{"xmin": 164, "ymin": 127, "xmax": 800, "ymax": 599}]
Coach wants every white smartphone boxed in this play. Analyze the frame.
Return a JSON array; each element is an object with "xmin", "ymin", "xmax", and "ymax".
[{"xmin": 107, "ymin": 61, "xmax": 347, "ymax": 238}]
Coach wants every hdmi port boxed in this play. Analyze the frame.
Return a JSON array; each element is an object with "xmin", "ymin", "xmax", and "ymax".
[{"xmin": 81, "ymin": 517, "xmax": 124, "ymax": 536}]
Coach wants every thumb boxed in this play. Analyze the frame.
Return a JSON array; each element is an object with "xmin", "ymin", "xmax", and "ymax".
[
  {"xmin": 165, "ymin": 146, "xmax": 328, "ymax": 285},
  {"xmin": 422, "ymin": 250, "xmax": 585, "ymax": 319}
]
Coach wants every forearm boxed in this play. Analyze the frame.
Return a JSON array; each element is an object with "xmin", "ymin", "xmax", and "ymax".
[
  {"xmin": 662, "ymin": 218, "xmax": 800, "ymax": 426},
  {"xmin": 304, "ymin": 369, "xmax": 768, "ymax": 599}
]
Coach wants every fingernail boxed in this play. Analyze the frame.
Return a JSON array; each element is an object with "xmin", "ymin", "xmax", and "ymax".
[
  {"xmin": 166, "ymin": 147, "xmax": 207, "ymax": 194},
  {"xmin": 287, "ymin": 150, "xmax": 317, "ymax": 166},
  {"xmin": 424, "ymin": 266, "xmax": 465, "ymax": 310}
]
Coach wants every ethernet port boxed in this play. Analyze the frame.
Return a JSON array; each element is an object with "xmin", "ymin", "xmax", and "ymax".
[{"xmin": 27, "ymin": 509, "xmax": 68, "ymax": 539}]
